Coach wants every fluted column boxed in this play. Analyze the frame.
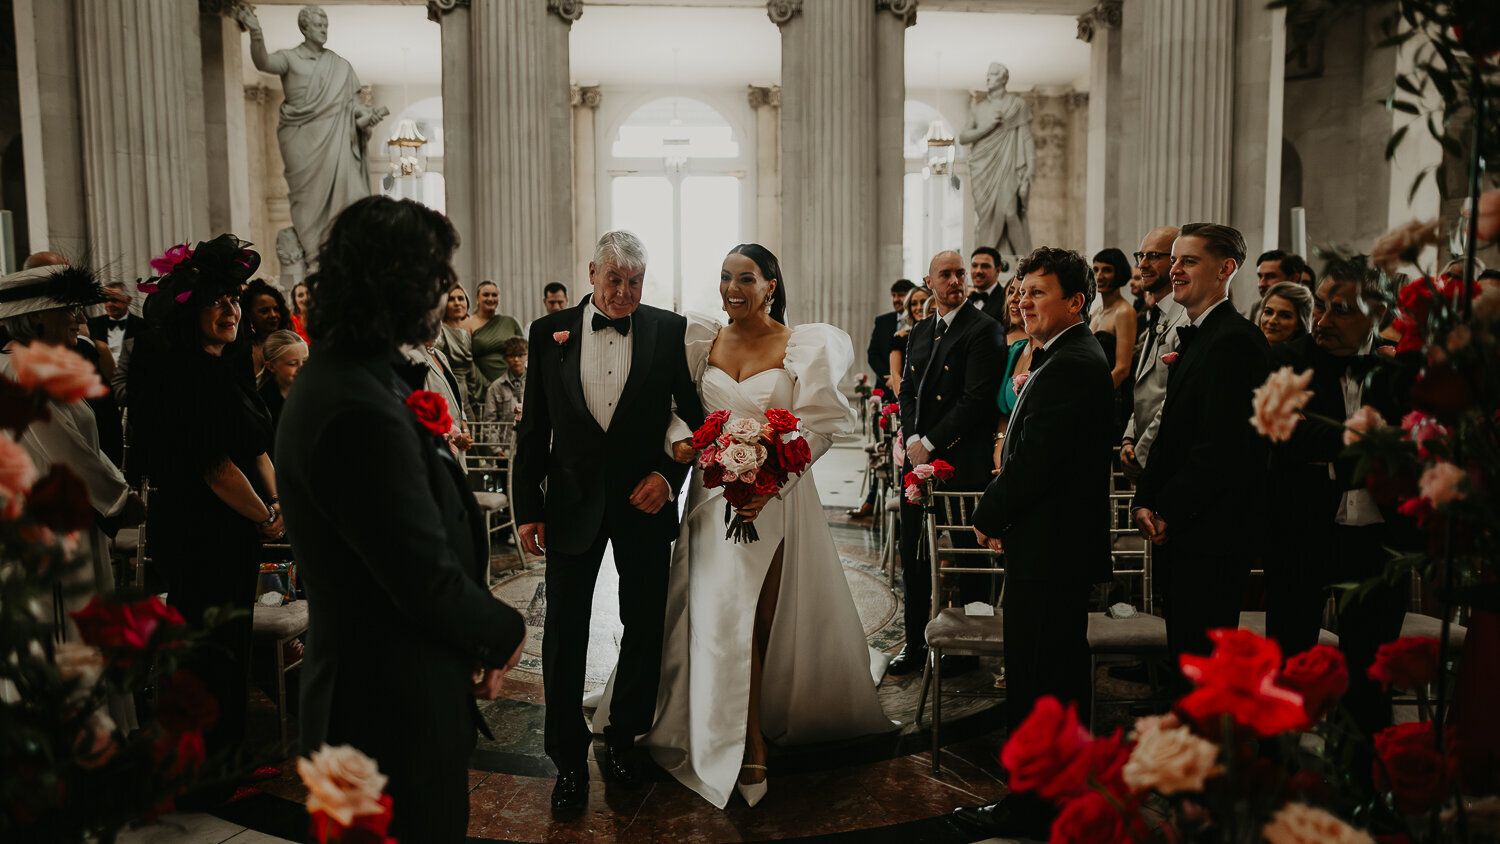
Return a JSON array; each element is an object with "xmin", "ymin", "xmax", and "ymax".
[
  {"xmin": 775, "ymin": 0, "xmax": 896, "ymax": 348},
  {"xmin": 76, "ymin": 0, "xmax": 208, "ymax": 278},
  {"xmin": 1078, "ymin": 0, "xmax": 1124, "ymax": 253},
  {"xmin": 572, "ymin": 85, "xmax": 601, "ymax": 290},
  {"xmin": 875, "ymin": 1, "xmax": 913, "ymax": 291},
  {"xmin": 747, "ymin": 86, "xmax": 781, "ymax": 257},
  {"xmin": 430, "ymin": 0, "xmax": 474, "ymax": 287},
  {"xmin": 1136, "ymin": 0, "xmax": 1234, "ymax": 229},
  {"xmin": 467, "ymin": 0, "xmax": 576, "ymax": 318}
]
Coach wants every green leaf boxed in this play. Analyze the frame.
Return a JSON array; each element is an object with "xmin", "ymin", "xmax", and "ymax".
[
  {"xmin": 1395, "ymin": 75, "xmax": 1423, "ymax": 96},
  {"xmin": 1408, "ymin": 167, "xmax": 1432, "ymax": 204},
  {"xmin": 1439, "ymin": 133, "xmax": 1465, "ymax": 160},
  {"xmin": 1386, "ymin": 125, "xmax": 1411, "ymax": 162},
  {"xmin": 1390, "ymin": 99, "xmax": 1422, "ymax": 115}
]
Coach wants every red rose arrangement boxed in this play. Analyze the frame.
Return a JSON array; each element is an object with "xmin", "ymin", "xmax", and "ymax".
[
  {"xmin": 876, "ymin": 402, "xmax": 899, "ymax": 431},
  {"xmin": 903, "ymin": 459, "xmax": 955, "ymax": 505},
  {"xmin": 1367, "ymin": 636, "xmax": 1440, "ymax": 691},
  {"xmin": 70, "ymin": 594, "xmax": 187, "ymax": 669},
  {"xmin": 404, "ymin": 390, "xmax": 453, "ymax": 438},
  {"xmin": 692, "ymin": 408, "xmax": 812, "ymax": 543}
]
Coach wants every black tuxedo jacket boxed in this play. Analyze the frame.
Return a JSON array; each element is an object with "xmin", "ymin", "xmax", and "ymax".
[
  {"xmin": 973, "ymin": 322, "xmax": 1114, "ymax": 584},
  {"xmin": 87, "ymin": 314, "xmax": 146, "ymax": 344},
  {"xmin": 1132, "ymin": 301, "xmax": 1271, "ymax": 550},
  {"xmin": 898, "ymin": 301, "xmax": 1006, "ymax": 489},
  {"xmin": 513, "ymin": 302, "xmax": 705, "ymax": 555},
  {"xmin": 276, "ymin": 350, "xmax": 526, "ymax": 775},
  {"xmin": 866, "ymin": 310, "xmax": 900, "ymax": 380}
]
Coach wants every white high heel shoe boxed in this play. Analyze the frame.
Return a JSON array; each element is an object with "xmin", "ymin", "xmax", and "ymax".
[{"xmin": 736, "ymin": 764, "xmax": 768, "ymax": 808}]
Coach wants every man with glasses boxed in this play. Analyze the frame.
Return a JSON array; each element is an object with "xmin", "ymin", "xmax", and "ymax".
[{"xmin": 1120, "ymin": 227, "xmax": 1187, "ymax": 477}]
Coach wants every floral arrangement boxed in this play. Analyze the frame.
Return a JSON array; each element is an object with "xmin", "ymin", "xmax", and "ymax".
[
  {"xmin": 1001, "ymin": 628, "xmax": 1467, "ymax": 843},
  {"xmin": 854, "ymin": 373, "xmax": 871, "ymax": 400},
  {"xmin": 903, "ymin": 459, "xmax": 954, "ymax": 506},
  {"xmin": 298, "ymin": 744, "xmax": 395, "ymax": 844},
  {"xmin": 691, "ymin": 408, "xmax": 812, "ymax": 543},
  {"xmin": 0, "ymin": 346, "xmax": 238, "ymax": 843},
  {"xmin": 876, "ymin": 401, "xmax": 900, "ymax": 433}
]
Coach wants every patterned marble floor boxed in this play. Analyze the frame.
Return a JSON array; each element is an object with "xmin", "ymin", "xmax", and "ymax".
[{"xmin": 121, "ymin": 443, "xmax": 1135, "ymax": 843}]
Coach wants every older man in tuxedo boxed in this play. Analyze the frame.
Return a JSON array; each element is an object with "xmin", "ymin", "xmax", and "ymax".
[
  {"xmin": 890, "ymin": 250, "xmax": 1006, "ymax": 676},
  {"xmin": 953, "ymin": 247, "xmax": 1115, "ymax": 839},
  {"xmin": 1121, "ymin": 226, "xmax": 1188, "ymax": 477},
  {"xmin": 1132, "ymin": 223, "xmax": 1271, "ymax": 668}
]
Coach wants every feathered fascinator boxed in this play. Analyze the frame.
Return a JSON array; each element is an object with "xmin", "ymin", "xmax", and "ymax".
[
  {"xmin": 0, "ymin": 264, "xmax": 112, "ymax": 320},
  {"xmin": 141, "ymin": 234, "xmax": 261, "ymax": 324}
]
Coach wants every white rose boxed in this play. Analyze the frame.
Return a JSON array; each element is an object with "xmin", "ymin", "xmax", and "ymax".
[
  {"xmin": 54, "ymin": 642, "xmax": 105, "ymax": 700},
  {"xmin": 724, "ymin": 417, "xmax": 765, "ymax": 443},
  {"xmin": 297, "ymin": 744, "xmax": 389, "ymax": 828},
  {"xmin": 1121, "ymin": 723, "xmax": 1221, "ymax": 795},
  {"xmin": 1263, "ymin": 803, "xmax": 1374, "ymax": 844},
  {"xmin": 719, "ymin": 442, "xmax": 767, "ymax": 478}
]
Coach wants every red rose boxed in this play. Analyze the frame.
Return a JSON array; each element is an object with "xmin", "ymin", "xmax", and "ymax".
[
  {"xmin": 1176, "ymin": 629, "xmax": 1310, "ymax": 738},
  {"xmin": 774, "ymin": 434, "xmax": 812, "ymax": 475},
  {"xmin": 1278, "ymin": 644, "xmax": 1349, "ymax": 720},
  {"xmin": 70, "ymin": 595, "xmax": 186, "ymax": 667},
  {"xmin": 1374, "ymin": 721, "xmax": 1458, "ymax": 814},
  {"xmin": 311, "ymin": 793, "xmax": 395, "ymax": 844},
  {"xmin": 0, "ymin": 376, "xmax": 50, "ymax": 431},
  {"xmin": 27, "ymin": 465, "xmax": 94, "ymax": 533},
  {"xmin": 155, "ymin": 728, "xmax": 206, "ymax": 780},
  {"xmin": 1044, "ymin": 728, "xmax": 1131, "ymax": 801},
  {"xmin": 871, "ymin": 388, "xmax": 885, "ymax": 398},
  {"xmin": 1000, "ymin": 696, "xmax": 1094, "ymax": 797},
  {"xmin": 882, "ymin": 403, "xmax": 899, "ymax": 416},
  {"xmin": 765, "ymin": 408, "xmax": 798, "ymax": 434},
  {"xmin": 929, "ymin": 459, "xmax": 955, "ymax": 480},
  {"xmin": 903, "ymin": 471, "xmax": 920, "ymax": 488},
  {"xmin": 723, "ymin": 484, "xmax": 752, "ymax": 508},
  {"xmin": 1368, "ymin": 637, "xmax": 1440, "ymax": 691},
  {"xmin": 404, "ymin": 390, "xmax": 452, "ymax": 437},
  {"xmin": 1047, "ymin": 789, "xmax": 1148, "ymax": 844},
  {"xmin": 694, "ymin": 410, "xmax": 731, "ymax": 448},
  {"xmin": 702, "ymin": 465, "xmax": 724, "ymax": 487},
  {"xmin": 156, "ymin": 671, "xmax": 219, "ymax": 733},
  {"xmin": 1410, "ymin": 363, "xmax": 1476, "ymax": 420},
  {"xmin": 752, "ymin": 472, "xmax": 781, "ymax": 496}
]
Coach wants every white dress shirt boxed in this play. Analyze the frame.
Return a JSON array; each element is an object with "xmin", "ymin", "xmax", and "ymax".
[
  {"xmin": 1336, "ymin": 338, "xmax": 1383, "ymax": 527},
  {"xmin": 103, "ymin": 319, "xmax": 128, "ymax": 359},
  {"xmin": 580, "ymin": 299, "xmax": 632, "ymax": 430}
]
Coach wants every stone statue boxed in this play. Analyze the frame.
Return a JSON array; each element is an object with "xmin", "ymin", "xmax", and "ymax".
[
  {"xmin": 960, "ymin": 63, "xmax": 1035, "ymax": 257},
  {"xmin": 276, "ymin": 226, "xmax": 307, "ymax": 290},
  {"xmin": 239, "ymin": 5, "xmax": 389, "ymax": 259}
]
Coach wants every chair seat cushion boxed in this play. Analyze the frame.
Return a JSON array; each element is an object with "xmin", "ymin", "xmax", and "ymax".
[
  {"xmin": 111, "ymin": 528, "xmax": 139, "ymax": 555},
  {"xmin": 473, "ymin": 491, "xmax": 509, "ymax": 512},
  {"xmin": 1087, "ymin": 612, "xmax": 1169, "ymax": 655},
  {"xmin": 253, "ymin": 600, "xmax": 310, "ymax": 639},
  {"xmin": 1239, "ymin": 611, "xmax": 1338, "ymax": 647},
  {"xmin": 1401, "ymin": 612, "xmax": 1466, "ymax": 652},
  {"xmin": 924, "ymin": 607, "xmax": 1004, "ymax": 652}
]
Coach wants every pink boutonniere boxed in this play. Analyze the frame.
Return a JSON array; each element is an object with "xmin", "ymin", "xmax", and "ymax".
[
  {"xmin": 1012, "ymin": 373, "xmax": 1030, "ymax": 393},
  {"xmin": 553, "ymin": 330, "xmax": 571, "ymax": 344},
  {"xmin": 1161, "ymin": 351, "xmax": 1180, "ymax": 366}
]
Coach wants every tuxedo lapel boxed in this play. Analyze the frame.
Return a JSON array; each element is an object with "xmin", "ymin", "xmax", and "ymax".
[
  {"xmin": 610, "ymin": 307, "xmax": 657, "ymax": 427},
  {"xmin": 1161, "ymin": 303, "xmax": 1229, "ymax": 415}
]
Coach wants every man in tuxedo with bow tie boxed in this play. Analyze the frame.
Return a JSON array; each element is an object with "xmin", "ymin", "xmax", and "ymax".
[
  {"xmin": 87, "ymin": 281, "xmax": 145, "ymax": 361},
  {"xmin": 1265, "ymin": 257, "xmax": 1413, "ymax": 738},
  {"xmin": 889, "ymin": 250, "xmax": 1006, "ymax": 676},
  {"xmin": 1131, "ymin": 223, "xmax": 1271, "ymax": 671},
  {"xmin": 514, "ymin": 231, "xmax": 705, "ymax": 814},
  {"xmin": 967, "ymin": 246, "xmax": 1005, "ymax": 314},
  {"xmin": 953, "ymin": 247, "xmax": 1114, "ymax": 839},
  {"xmin": 1121, "ymin": 226, "xmax": 1189, "ymax": 478}
]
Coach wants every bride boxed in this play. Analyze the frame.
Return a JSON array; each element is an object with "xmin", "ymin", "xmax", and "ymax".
[{"xmin": 598, "ymin": 243, "xmax": 893, "ymax": 809}]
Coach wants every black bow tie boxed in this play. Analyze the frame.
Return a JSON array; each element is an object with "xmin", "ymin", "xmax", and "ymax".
[
  {"xmin": 592, "ymin": 313, "xmax": 631, "ymax": 335},
  {"xmin": 109, "ymin": 318, "xmax": 127, "ymax": 328},
  {"xmin": 968, "ymin": 290, "xmax": 990, "ymax": 303},
  {"xmin": 1176, "ymin": 325, "xmax": 1199, "ymax": 351},
  {"xmin": 1028, "ymin": 346, "xmax": 1050, "ymax": 373}
]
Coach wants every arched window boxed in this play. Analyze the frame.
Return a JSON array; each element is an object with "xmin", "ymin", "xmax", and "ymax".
[
  {"xmin": 903, "ymin": 100, "xmax": 964, "ymax": 281},
  {"xmin": 604, "ymin": 96, "xmax": 750, "ymax": 315}
]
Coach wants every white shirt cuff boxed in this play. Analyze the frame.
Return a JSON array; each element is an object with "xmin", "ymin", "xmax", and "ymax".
[{"xmin": 652, "ymin": 471, "xmax": 677, "ymax": 502}]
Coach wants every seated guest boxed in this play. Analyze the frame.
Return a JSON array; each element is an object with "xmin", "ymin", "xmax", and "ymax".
[
  {"xmin": 1091, "ymin": 248, "xmax": 1139, "ymax": 437},
  {"xmin": 244, "ymin": 278, "xmax": 292, "ymax": 377},
  {"xmin": 462, "ymin": 280, "xmax": 523, "ymax": 409},
  {"xmin": 1256, "ymin": 280, "xmax": 1313, "ymax": 346},
  {"xmin": 999, "ymin": 275, "xmax": 1027, "ymax": 345},
  {"xmin": 867, "ymin": 278, "xmax": 916, "ymax": 392},
  {"xmin": 1265, "ymin": 256, "xmax": 1412, "ymax": 741},
  {"xmin": 289, "ymin": 281, "xmax": 310, "ymax": 342},
  {"xmin": 955, "ymin": 247, "xmax": 1115, "ymax": 840},
  {"xmin": 258, "ymin": 329, "xmax": 309, "ymax": 436},
  {"xmin": 1131, "ymin": 223, "xmax": 1270, "ymax": 673},
  {"xmin": 885, "ymin": 285, "xmax": 931, "ymax": 399},
  {"xmin": 482, "ymin": 336, "xmax": 527, "ymax": 424},
  {"xmin": 130, "ymin": 235, "xmax": 281, "ymax": 777}
]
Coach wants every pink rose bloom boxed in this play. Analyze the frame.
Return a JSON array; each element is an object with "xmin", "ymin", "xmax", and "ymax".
[
  {"xmin": 1121, "ymin": 722, "xmax": 1222, "ymax": 795},
  {"xmin": 1263, "ymin": 803, "xmax": 1374, "ymax": 844},
  {"xmin": 1011, "ymin": 373, "xmax": 1030, "ymax": 394},
  {"xmin": 10, "ymin": 343, "xmax": 107, "ymax": 403},
  {"xmin": 297, "ymin": 744, "xmax": 389, "ymax": 830},
  {"xmin": 760, "ymin": 423, "xmax": 776, "ymax": 441},
  {"xmin": 719, "ymin": 442, "xmax": 766, "ymax": 477},
  {"xmin": 697, "ymin": 445, "xmax": 721, "ymax": 469},
  {"xmin": 724, "ymin": 417, "xmax": 765, "ymax": 443},
  {"xmin": 553, "ymin": 330, "xmax": 570, "ymax": 344},
  {"xmin": 716, "ymin": 433, "xmax": 733, "ymax": 449},
  {"xmin": 1343, "ymin": 405, "xmax": 1386, "ymax": 445},
  {"xmin": 913, "ymin": 463, "xmax": 936, "ymax": 481},
  {"xmin": 904, "ymin": 483, "xmax": 922, "ymax": 504},
  {"xmin": 1419, "ymin": 461, "xmax": 1467, "ymax": 506},
  {"xmin": 1161, "ymin": 351, "xmax": 1180, "ymax": 365},
  {"xmin": 0, "ymin": 434, "xmax": 37, "ymax": 503},
  {"xmin": 1250, "ymin": 366, "xmax": 1315, "ymax": 442}
]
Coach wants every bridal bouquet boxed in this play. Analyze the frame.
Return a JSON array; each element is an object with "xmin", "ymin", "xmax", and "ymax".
[{"xmin": 692, "ymin": 408, "xmax": 811, "ymax": 543}]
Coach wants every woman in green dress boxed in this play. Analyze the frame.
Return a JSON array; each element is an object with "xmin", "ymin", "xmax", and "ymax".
[{"xmin": 461, "ymin": 280, "xmax": 521, "ymax": 408}]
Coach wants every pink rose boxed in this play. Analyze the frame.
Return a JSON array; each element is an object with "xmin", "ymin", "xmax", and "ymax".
[
  {"xmin": 0, "ymin": 433, "xmax": 37, "ymax": 503},
  {"xmin": 1403, "ymin": 412, "xmax": 1449, "ymax": 457},
  {"xmin": 1121, "ymin": 722, "xmax": 1222, "ymax": 795},
  {"xmin": 913, "ymin": 463, "xmax": 936, "ymax": 481},
  {"xmin": 724, "ymin": 417, "xmax": 765, "ymax": 443},
  {"xmin": 1250, "ymin": 366, "xmax": 1315, "ymax": 442},
  {"xmin": 697, "ymin": 445, "xmax": 721, "ymax": 468},
  {"xmin": 553, "ymin": 330, "xmax": 570, "ymax": 344},
  {"xmin": 10, "ymin": 343, "xmax": 108, "ymax": 403},
  {"xmin": 1161, "ymin": 351, "xmax": 1180, "ymax": 365},
  {"xmin": 718, "ymin": 441, "xmax": 766, "ymax": 477},
  {"xmin": 904, "ymin": 483, "xmax": 922, "ymax": 504},
  {"xmin": 1419, "ymin": 461, "xmax": 1467, "ymax": 506},
  {"xmin": 716, "ymin": 433, "xmax": 733, "ymax": 449},
  {"xmin": 1012, "ymin": 373, "xmax": 1030, "ymax": 393},
  {"xmin": 1263, "ymin": 803, "xmax": 1375, "ymax": 844},
  {"xmin": 297, "ymin": 744, "xmax": 389, "ymax": 830},
  {"xmin": 1343, "ymin": 405, "xmax": 1386, "ymax": 445}
]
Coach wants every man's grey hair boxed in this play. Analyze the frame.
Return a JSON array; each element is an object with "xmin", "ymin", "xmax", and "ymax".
[
  {"xmin": 593, "ymin": 231, "xmax": 648, "ymax": 273},
  {"xmin": 298, "ymin": 5, "xmax": 327, "ymax": 31},
  {"xmin": 103, "ymin": 280, "xmax": 127, "ymax": 292},
  {"xmin": 3, "ymin": 315, "xmax": 40, "ymax": 344}
]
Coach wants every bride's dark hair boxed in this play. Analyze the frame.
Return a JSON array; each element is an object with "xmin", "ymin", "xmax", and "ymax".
[{"xmin": 726, "ymin": 243, "xmax": 787, "ymax": 325}]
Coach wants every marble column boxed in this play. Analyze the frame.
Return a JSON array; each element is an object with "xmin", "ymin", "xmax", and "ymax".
[
  {"xmin": 200, "ymin": 6, "xmax": 250, "ymax": 239},
  {"xmin": 1229, "ymin": 0, "xmax": 1286, "ymax": 306},
  {"xmin": 1078, "ymin": 0, "xmax": 1124, "ymax": 254},
  {"xmin": 15, "ymin": 0, "xmax": 89, "ymax": 258},
  {"xmin": 1136, "ymin": 0, "xmax": 1235, "ymax": 230},
  {"xmin": 429, "ymin": 0, "xmax": 474, "ymax": 288},
  {"xmin": 572, "ymin": 85, "xmax": 601, "ymax": 288},
  {"xmin": 875, "ymin": 1, "xmax": 914, "ymax": 290},
  {"xmin": 76, "ymin": 0, "xmax": 209, "ymax": 278},
  {"xmin": 747, "ymin": 86, "xmax": 781, "ymax": 256},
  {"xmin": 773, "ymin": 0, "xmax": 903, "ymax": 350}
]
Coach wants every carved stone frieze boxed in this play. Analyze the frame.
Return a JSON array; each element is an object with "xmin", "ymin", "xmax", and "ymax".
[
  {"xmin": 876, "ymin": 0, "xmax": 917, "ymax": 28},
  {"xmin": 747, "ymin": 85, "xmax": 782, "ymax": 110},
  {"xmin": 426, "ymin": 0, "xmax": 470, "ymax": 24},
  {"xmin": 548, "ymin": 0, "xmax": 583, "ymax": 23},
  {"xmin": 244, "ymin": 84, "xmax": 270, "ymax": 104},
  {"xmin": 1076, "ymin": 0, "xmax": 1122, "ymax": 43},
  {"xmin": 767, "ymin": 0, "xmax": 802, "ymax": 26},
  {"xmin": 571, "ymin": 84, "xmax": 602, "ymax": 109}
]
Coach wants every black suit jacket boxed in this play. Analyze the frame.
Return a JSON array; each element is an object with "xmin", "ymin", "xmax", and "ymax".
[
  {"xmin": 87, "ymin": 314, "xmax": 146, "ymax": 345},
  {"xmin": 973, "ymin": 322, "xmax": 1114, "ymax": 584},
  {"xmin": 1132, "ymin": 301, "xmax": 1272, "ymax": 550},
  {"xmin": 898, "ymin": 302, "xmax": 1006, "ymax": 490},
  {"xmin": 513, "ymin": 302, "xmax": 705, "ymax": 555},
  {"xmin": 276, "ymin": 350, "xmax": 526, "ymax": 768},
  {"xmin": 866, "ymin": 310, "xmax": 900, "ymax": 380}
]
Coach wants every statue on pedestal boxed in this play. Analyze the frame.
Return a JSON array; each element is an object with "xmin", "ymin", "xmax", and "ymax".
[
  {"xmin": 239, "ymin": 5, "xmax": 388, "ymax": 258},
  {"xmin": 960, "ymin": 63, "xmax": 1035, "ymax": 257},
  {"xmin": 276, "ymin": 227, "xmax": 307, "ymax": 291}
]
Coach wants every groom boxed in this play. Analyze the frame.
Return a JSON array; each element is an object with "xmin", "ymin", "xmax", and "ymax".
[{"xmin": 514, "ymin": 230, "xmax": 705, "ymax": 815}]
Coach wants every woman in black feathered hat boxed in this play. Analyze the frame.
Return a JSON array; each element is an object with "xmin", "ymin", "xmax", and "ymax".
[{"xmin": 128, "ymin": 234, "xmax": 281, "ymax": 778}]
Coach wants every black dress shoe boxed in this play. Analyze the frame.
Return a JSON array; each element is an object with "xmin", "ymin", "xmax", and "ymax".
[
  {"xmin": 939, "ymin": 654, "xmax": 979, "ymax": 676},
  {"xmin": 602, "ymin": 740, "xmax": 640, "ymax": 786},
  {"xmin": 550, "ymin": 769, "xmax": 587, "ymax": 815},
  {"xmin": 951, "ymin": 798, "xmax": 1051, "ymax": 839},
  {"xmin": 887, "ymin": 644, "xmax": 927, "ymax": 676}
]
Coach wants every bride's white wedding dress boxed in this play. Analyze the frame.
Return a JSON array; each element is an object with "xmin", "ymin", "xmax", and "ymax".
[{"xmin": 597, "ymin": 313, "xmax": 894, "ymax": 809}]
